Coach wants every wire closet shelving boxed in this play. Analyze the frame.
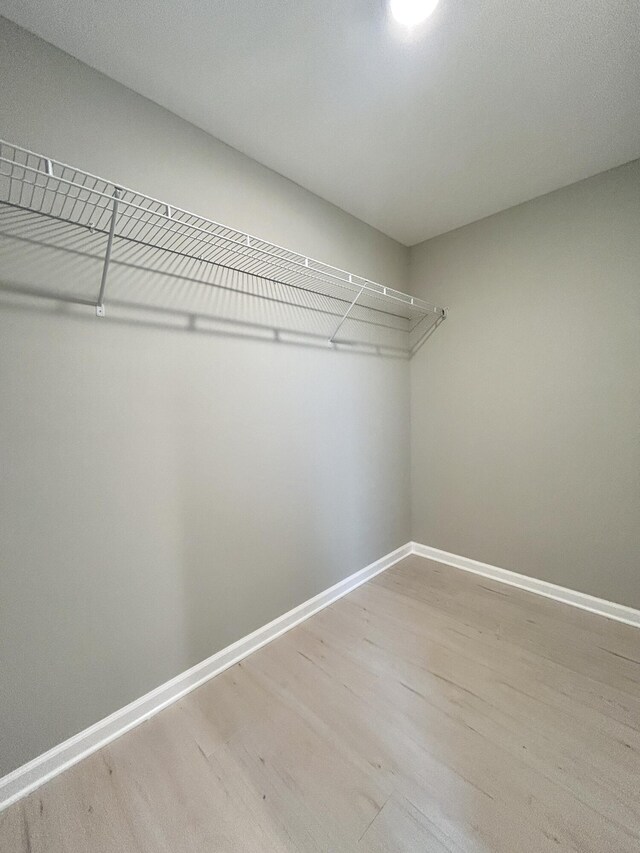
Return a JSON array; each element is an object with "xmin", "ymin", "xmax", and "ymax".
[{"xmin": 0, "ymin": 140, "xmax": 446, "ymax": 355}]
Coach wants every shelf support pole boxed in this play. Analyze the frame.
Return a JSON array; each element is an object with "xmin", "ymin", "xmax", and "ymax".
[
  {"xmin": 410, "ymin": 309, "xmax": 447, "ymax": 357},
  {"xmin": 328, "ymin": 285, "xmax": 365, "ymax": 344},
  {"xmin": 95, "ymin": 188, "xmax": 121, "ymax": 317}
]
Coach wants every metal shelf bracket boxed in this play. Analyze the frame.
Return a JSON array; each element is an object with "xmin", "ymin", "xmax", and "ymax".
[
  {"xmin": 328, "ymin": 284, "xmax": 365, "ymax": 344},
  {"xmin": 95, "ymin": 187, "xmax": 121, "ymax": 317}
]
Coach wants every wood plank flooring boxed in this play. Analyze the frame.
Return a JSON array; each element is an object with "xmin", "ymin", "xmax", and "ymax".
[{"xmin": 1, "ymin": 555, "xmax": 639, "ymax": 852}]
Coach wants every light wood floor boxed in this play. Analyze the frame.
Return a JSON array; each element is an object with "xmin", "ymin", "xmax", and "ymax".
[{"xmin": 2, "ymin": 555, "xmax": 639, "ymax": 852}]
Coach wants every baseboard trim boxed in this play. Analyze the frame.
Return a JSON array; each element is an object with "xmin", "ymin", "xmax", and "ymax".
[
  {"xmin": 410, "ymin": 542, "xmax": 640, "ymax": 628},
  {"xmin": 5, "ymin": 540, "xmax": 636, "ymax": 811},
  {"xmin": 0, "ymin": 542, "xmax": 412, "ymax": 812}
]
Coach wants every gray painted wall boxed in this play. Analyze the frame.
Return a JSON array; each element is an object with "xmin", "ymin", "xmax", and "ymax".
[
  {"xmin": 0, "ymin": 19, "xmax": 411, "ymax": 775},
  {"xmin": 409, "ymin": 160, "xmax": 640, "ymax": 609},
  {"xmin": 2, "ymin": 14, "xmax": 639, "ymax": 783}
]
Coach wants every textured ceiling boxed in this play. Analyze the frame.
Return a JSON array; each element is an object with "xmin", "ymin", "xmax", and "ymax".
[{"xmin": 1, "ymin": 0, "xmax": 639, "ymax": 245}]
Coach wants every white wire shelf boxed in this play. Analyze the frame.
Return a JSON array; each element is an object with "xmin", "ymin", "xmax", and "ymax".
[{"xmin": 0, "ymin": 140, "xmax": 446, "ymax": 354}]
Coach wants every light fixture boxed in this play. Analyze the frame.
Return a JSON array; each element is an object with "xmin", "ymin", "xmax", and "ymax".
[{"xmin": 390, "ymin": 0, "xmax": 440, "ymax": 27}]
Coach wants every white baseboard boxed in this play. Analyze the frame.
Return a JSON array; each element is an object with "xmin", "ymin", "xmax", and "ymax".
[
  {"xmin": 4, "ymin": 540, "xmax": 636, "ymax": 812},
  {"xmin": 410, "ymin": 542, "xmax": 640, "ymax": 628},
  {"xmin": 0, "ymin": 542, "xmax": 412, "ymax": 812}
]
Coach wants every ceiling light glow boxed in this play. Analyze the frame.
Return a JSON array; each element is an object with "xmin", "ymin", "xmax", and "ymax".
[{"xmin": 390, "ymin": 0, "xmax": 440, "ymax": 27}]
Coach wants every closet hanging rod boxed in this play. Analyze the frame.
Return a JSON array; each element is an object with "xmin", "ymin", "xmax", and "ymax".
[{"xmin": 0, "ymin": 140, "xmax": 447, "ymax": 338}]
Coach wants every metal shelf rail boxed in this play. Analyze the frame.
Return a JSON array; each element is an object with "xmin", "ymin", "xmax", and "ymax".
[{"xmin": 0, "ymin": 140, "xmax": 446, "ymax": 354}]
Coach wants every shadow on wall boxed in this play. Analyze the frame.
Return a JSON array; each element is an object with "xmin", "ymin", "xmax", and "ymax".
[{"xmin": 0, "ymin": 203, "xmax": 442, "ymax": 358}]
